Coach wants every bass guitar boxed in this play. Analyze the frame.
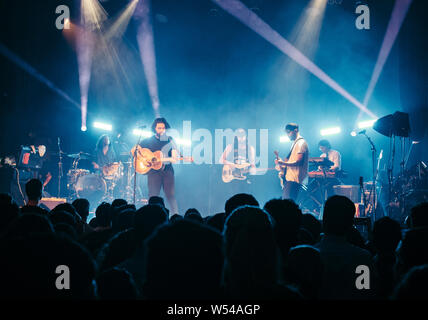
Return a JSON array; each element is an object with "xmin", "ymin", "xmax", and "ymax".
[
  {"xmin": 274, "ymin": 150, "xmax": 288, "ymax": 189},
  {"xmin": 222, "ymin": 162, "xmax": 274, "ymax": 183}
]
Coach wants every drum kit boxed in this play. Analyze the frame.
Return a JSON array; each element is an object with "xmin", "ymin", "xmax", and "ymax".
[{"xmin": 66, "ymin": 151, "xmax": 145, "ymax": 209}]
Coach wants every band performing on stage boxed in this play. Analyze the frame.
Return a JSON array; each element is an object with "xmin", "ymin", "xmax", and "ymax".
[
  {"xmin": 2, "ymin": 0, "xmax": 427, "ymax": 302},
  {"xmin": 3, "ymin": 114, "xmax": 426, "ymax": 222},
  {"xmin": 3, "ymin": 117, "xmax": 415, "ymax": 221}
]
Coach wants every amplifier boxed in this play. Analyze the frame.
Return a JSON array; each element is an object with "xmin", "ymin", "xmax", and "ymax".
[
  {"xmin": 40, "ymin": 197, "xmax": 67, "ymax": 210},
  {"xmin": 333, "ymin": 185, "xmax": 361, "ymax": 203}
]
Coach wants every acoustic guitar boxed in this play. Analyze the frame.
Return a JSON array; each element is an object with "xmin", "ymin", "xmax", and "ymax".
[{"xmin": 131, "ymin": 145, "xmax": 193, "ymax": 174}]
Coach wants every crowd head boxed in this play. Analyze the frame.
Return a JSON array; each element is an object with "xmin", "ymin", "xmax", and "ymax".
[{"xmin": 0, "ymin": 180, "xmax": 427, "ymax": 300}]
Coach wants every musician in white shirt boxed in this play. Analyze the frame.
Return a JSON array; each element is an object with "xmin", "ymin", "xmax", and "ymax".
[
  {"xmin": 275, "ymin": 123, "xmax": 309, "ymax": 202},
  {"xmin": 318, "ymin": 139, "xmax": 342, "ymax": 198},
  {"xmin": 318, "ymin": 140, "xmax": 341, "ymax": 172}
]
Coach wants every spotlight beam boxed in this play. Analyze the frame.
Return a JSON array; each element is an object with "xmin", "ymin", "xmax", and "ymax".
[
  {"xmin": 106, "ymin": 0, "xmax": 139, "ymax": 40},
  {"xmin": 362, "ymin": 0, "xmax": 413, "ymax": 109},
  {"xmin": 0, "ymin": 43, "xmax": 80, "ymax": 109},
  {"xmin": 135, "ymin": 0, "xmax": 161, "ymax": 117},
  {"xmin": 76, "ymin": 26, "xmax": 94, "ymax": 136},
  {"xmin": 212, "ymin": 0, "xmax": 376, "ymax": 118}
]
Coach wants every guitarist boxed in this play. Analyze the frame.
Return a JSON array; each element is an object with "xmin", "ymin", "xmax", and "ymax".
[
  {"xmin": 139, "ymin": 118, "xmax": 178, "ymax": 215},
  {"xmin": 219, "ymin": 128, "xmax": 256, "ymax": 193},
  {"xmin": 275, "ymin": 123, "xmax": 309, "ymax": 202}
]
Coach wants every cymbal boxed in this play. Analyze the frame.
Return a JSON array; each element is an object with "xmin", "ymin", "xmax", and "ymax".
[
  {"xmin": 67, "ymin": 152, "xmax": 91, "ymax": 159},
  {"xmin": 51, "ymin": 151, "xmax": 68, "ymax": 156},
  {"xmin": 373, "ymin": 111, "xmax": 410, "ymax": 137}
]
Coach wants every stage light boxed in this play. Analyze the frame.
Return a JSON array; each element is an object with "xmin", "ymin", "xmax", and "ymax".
[
  {"xmin": 358, "ymin": 119, "xmax": 377, "ymax": 129},
  {"xmin": 93, "ymin": 121, "xmax": 112, "ymax": 131},
  {"xmin": 81, "ymin": 0, "xmax": 108, "ymax": 32},
  {"xmin": 350, "ymin": 130, "xmax": 357, "ymax": 137},
  {"xmin": 320, "ymin": 127, "xmax": 341, "ymax": 136},
  {"xmin": 64, "ymin": 18, "xmax": 71, "ymax": 29},
  {"xmin": 132, "ymin": 129, "xmax": 152, "ymax": 137},
  {"xmin": 280, "ymin": 135, "xmax": 291, "ymax": 143},
  {"xmin": 81, "ymin": 125, "xmax": 87, "ymax": 132}
]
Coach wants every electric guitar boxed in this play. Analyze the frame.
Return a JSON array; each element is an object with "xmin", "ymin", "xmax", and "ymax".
[
  {"xmin": 274, "ymin": 150, "xmax": 288, "ymax": 189},
  {"xmin": 131, "ymin": 146, "xmax": 193, "ymax": 174},
  {"xmin": 222, "ymin": 162, "xmax": 274, "ymax": 183}
]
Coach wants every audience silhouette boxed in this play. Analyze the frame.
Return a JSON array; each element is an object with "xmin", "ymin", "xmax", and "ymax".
[{"xmin": 0, "ymin": 179, "xmax": 427, "ymax": 300}]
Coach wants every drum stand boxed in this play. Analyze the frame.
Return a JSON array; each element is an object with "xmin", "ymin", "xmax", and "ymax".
[
  {"xmin": 118, "ymin": 159, "xmax": 141, "ymax": 204},
  {"xmin": 362, "ymin": 131, "xmax": 378, "ymax": 220},
  {"xmin": 103, "ymin": 179, "xmax": 116, "ymax": 203}
]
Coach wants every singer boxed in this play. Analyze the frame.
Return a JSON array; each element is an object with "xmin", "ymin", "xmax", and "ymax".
[{"xmin": 138, "ymin": 117, "xmax": 179, "ymax": 215}]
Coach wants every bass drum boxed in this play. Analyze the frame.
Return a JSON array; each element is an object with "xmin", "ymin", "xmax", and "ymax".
[{"xmin": 75, "ymin": 174, "xmax": 106, "ymax": 209}]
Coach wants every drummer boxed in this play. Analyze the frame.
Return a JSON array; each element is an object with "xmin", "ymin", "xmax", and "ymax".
[{"xmin": 92, "ymin": 134, "xmax": 117, "ymax": 173}]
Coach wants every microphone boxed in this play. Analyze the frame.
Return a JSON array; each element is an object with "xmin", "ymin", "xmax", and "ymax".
[{"xmin": 358, "ymin": 129, "xmax": 366, "ymax": 135}]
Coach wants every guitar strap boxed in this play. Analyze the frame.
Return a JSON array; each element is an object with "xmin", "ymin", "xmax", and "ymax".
[
  {"xmin": 286, "ymin": 137, "xmax": 303, "ymax": 159},
  {"xmin": 233, "ymin": 137, "xmax": 248, "ymax": 164},
  {"xmin": 281, "ymin": 137, "xmax": 304, "ymax": 185}
]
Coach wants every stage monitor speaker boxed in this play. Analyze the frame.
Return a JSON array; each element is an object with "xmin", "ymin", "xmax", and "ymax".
[
  {"xmin": 332, "ymin": 185, "xmax": 361, "ymax": 203},
  {"xmin": 40, "ymin": 197, "xmax": 67, "ymax": 210}
]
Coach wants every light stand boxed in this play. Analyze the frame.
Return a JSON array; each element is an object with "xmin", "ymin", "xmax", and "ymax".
[{"xmin": 387, "ymin": 135, "xmax": 396, "ymax": 216}]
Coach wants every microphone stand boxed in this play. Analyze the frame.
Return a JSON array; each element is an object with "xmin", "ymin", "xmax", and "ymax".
[
  {"xmin": 362, "ymin": 131, "xmax": 377, "ymax": 220},
  {"xmin": 133, "ymin": 132, "xmax": 144, "ymax": 205},
  {"xmin": 387, "ymin": 135, "xmax": 396, "ymax": 217},
  {"xmin": 359, "ymin": 176, "xmax": 367, "ymax": 216},
  {"xmin": 57, "ymin": 137, "xmax": 63, "ymax": 198}
]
